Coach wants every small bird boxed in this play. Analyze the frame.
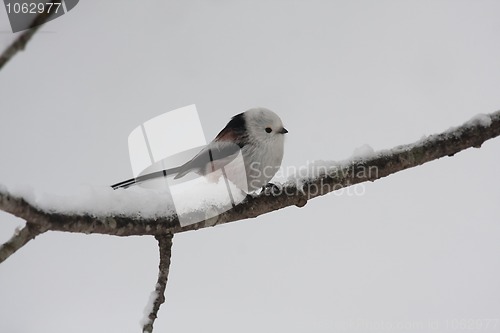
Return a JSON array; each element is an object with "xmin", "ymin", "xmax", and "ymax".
[{"xmin": 111, "ymin": 108, "xmax": 288, "ymax": 192}]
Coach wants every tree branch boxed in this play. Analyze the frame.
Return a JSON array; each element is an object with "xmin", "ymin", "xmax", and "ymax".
[
  {"xmin": 0, "ymin": 193, "xmax": 53, "ymax": 262},
  {"xmin": 0, "ymin": 111, "xmax": 499, "ymax": 250},
  {"xmin": 142, "ymin": 234, "xmax": 174, "ymax": 333},
  {"xmin": 0, "ymin": 222, "xmax": 46, "ymax": 263},
  {"xmin": 0, "ymin": 5, "xmax": 59, "ymax": 70},
  {"xmin": 1, "ymin": 111, "xmax": 499, "ymax": 333}
]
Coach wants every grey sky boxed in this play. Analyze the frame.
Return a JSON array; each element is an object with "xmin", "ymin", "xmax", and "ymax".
[{"xmin": 1, "ymin": 1, "xmax": 500, "ymax": 332}]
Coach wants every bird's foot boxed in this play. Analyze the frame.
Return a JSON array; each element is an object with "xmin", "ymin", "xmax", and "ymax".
[{"xmin": 262, "ymin": 182, "xmax": 282, "ymax": 196}]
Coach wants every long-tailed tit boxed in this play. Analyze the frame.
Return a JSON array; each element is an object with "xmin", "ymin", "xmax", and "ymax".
[{"xmin": 111, "ymin": 107, "xmax": 288, "ymax": 192}]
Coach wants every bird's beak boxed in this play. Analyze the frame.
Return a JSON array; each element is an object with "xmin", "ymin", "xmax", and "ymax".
[{"xmin": 280, "ymin": 127, "xmax": 289, "ymax": 134}]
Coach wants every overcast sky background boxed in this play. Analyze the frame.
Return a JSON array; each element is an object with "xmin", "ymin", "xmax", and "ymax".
[{"xmin": 1, "ymin": 1, "xmax": 500, "ymax": 332}]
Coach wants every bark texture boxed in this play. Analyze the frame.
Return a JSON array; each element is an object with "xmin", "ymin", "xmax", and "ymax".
[
  {"xmin": 0, "ymin": 6, "xmax": 59, "ymax": 70},
  {"xmin": 1, "ymin": 111, "xmax": 499, "ymax": 250},
  {"xmin": 142, "ymin": 234, "xmax": 174, "ymax": 333},
  {"xmin": 1, "ymin": 110, "xmax": 499, "ymax": 333}
]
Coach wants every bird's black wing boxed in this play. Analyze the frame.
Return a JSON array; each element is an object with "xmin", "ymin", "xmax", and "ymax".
[
  {"xmin": 174, "ymin": 140, "xmax": 243, "ymax": 179},
  {"xmin": 112, "ymin": 113, "xmax": 248, "ymax": 189},
  {"xmin": 174, "ymin": 112, "xmax": 247, "ymax": 179},
  {"xmin": 111, "ymin": 141, "xmax": 244, "ymax": 189}
]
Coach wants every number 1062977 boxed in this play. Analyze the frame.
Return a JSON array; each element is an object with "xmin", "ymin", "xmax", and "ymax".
[{"xmin": 5, "ymin": 2, "xmax": 62, "ymax": 14}]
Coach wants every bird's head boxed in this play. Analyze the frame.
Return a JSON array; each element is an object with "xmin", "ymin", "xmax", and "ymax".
[{"xmin": 243, "ymin": 107, "xmax": 288, "ymax": 146}]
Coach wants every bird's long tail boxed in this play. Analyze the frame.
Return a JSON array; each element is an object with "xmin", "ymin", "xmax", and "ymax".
[{"xmin": 111, "ymin": 166, "xmax": 182, "ymax": 190}]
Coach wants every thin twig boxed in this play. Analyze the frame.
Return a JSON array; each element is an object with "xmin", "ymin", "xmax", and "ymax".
[
  {"xmin": 0, "ymin": 4, "xmax": 59, "ymax": 70},
  {"xmin": 142, "ymin": 234, "xmax": 174, "ymax": 333},
  {"xmin": 0, "ymin": 192, "xmax": 53, "ymax": 262},
  {"xmin": 0, "ymin": 222, "xmax": 46, "ymax": 263}
]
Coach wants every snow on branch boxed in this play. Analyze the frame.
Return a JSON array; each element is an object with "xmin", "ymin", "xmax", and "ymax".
[
  {"xmin": 2, "ymin": 111, "xmax": 500, "ymax": 245},
  {"xmin": 1, "ymin": 111, "xmax": 500, "ymax": 262},
  {"xmin": 1, "ymin": 110, "xmax": 499, "ymax": 333}
]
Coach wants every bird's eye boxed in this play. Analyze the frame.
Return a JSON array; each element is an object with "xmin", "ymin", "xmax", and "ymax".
[{"xmin": 265, "ymin": 127, "xmax": 272, "ymax": 133}]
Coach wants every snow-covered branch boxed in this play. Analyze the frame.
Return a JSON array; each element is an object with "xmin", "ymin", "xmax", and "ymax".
[
  {"xmin": 1, "ymin": 111, "xmax": 499, "ymax": 248},
  {"xmin": 1, "ymin": 110, "xmax": 499, "ymax": 333}
]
